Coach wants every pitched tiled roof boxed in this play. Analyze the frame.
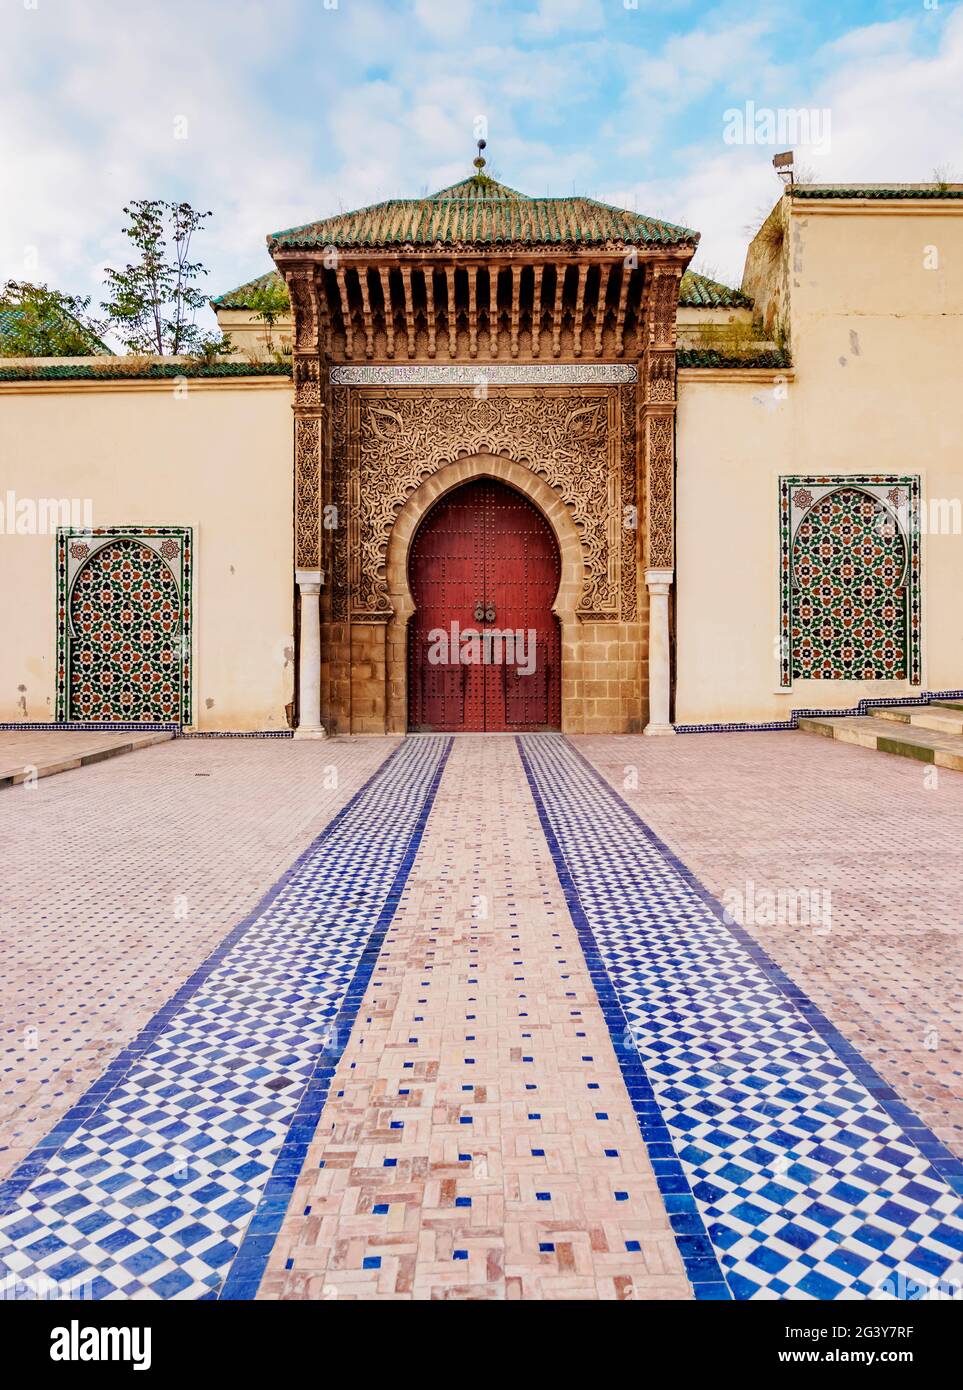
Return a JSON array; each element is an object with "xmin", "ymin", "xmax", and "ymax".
[
  {"xmin": 679, "ymin": 271, "xmax": 751, "ymax": 308},
  {"xmin": 791, "ymin": 184, "xmax": 963, "ymax": 200},
  {"xmin": 268, "ymin": 173, "xmax": 699, "ymax": 250},
  {"xmin": 211, "ymin": 270, "xmax": 283, "ymax": 309}
]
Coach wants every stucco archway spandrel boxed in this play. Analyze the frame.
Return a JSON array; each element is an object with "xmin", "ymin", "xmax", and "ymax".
[{"xmin": 384, "ymin": 452, "xmax": 585, "ymax": 734}]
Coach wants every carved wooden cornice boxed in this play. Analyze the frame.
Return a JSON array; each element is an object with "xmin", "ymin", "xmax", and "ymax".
[{"xmin": 273, "ymin": 248, "xmax": 692, "ymax": 365}]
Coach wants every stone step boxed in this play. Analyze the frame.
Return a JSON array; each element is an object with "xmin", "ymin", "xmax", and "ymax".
[
  {"xmin": 797, "ymin": 714, "xmax": 963, "ymax": 770},
  {"xmin": 933, "ymin": 698, "xmax": 963, "ymax": 713},
  {"xmin": 872, "ymin": 704, "xmax": 963, "ymax": 736},
  {"xmin": 0, "ymin": 730, "xmax": 173, "ymax": 788}
]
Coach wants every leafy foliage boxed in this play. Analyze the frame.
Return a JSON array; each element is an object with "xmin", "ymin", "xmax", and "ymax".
[
  {"xmin": 102, "ymin": 200, "xmax": 214, "ymax": 355},
  {"xmin": 247, "ymin": 277, "xmax": 291, "ymax": 323},
  {"xmin": 247, "ymin": 277, "xmax": 291, "ymax": 359},
  {"xmin": 0, "ymin": 280, "xmax": 108, "ymax": 357}
]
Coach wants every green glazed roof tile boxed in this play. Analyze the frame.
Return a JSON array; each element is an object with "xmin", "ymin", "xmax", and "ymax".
[
  {"xmin": 679, "ymin": 271, "xmax": 752, "ymax": 308},
  {"xmin": 677, "ymin": 346, "xmax": 790, "ymax": 369},
  {"xmin": 791, "ymin": 184, "xmax": 963, "ymax": 200},
  {"xmin": 0, "ymin": 361, "xmax": 291, "ymax": 382},
  {"xmin": 211, "ymin": 270, "xmax": 284, "ymax": 309},
  {"xmin": 268, "ymin": 174, "xmax": 699, "ymax": 250}
]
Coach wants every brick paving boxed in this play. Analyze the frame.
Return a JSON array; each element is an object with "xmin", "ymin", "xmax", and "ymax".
[
  {"xmin": 0, "ymin": 736, "xmax": 397, "ymax": 1183},
  {"xmin": 576, "ymin": 731, "xmax": 963, "ymax": 1161},
  {"xmin": 257, "ymin": 736, "xmax": 690, "ymax": 1301}
]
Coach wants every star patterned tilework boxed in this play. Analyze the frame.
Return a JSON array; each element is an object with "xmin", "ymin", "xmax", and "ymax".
[
  {"xmin": 0, "ymin": 736, "xmax": 451, "ymax": 1301},
  {"xmin": 517, "ymin": 735, "xmax": 963, "ymax": 1301}
]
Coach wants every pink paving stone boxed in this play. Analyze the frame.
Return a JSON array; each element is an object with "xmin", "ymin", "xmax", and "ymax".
[
  {"xmin": 256, "ymin": 735, "xmax": 691, "ymax": 1302},
  {"xmin": 575, "ymin": 730, "xmax": 963, "ymax": 1159},
  {"xmin": 0, "ymin": 735, "xmax": 398, "ymax": 1179}
]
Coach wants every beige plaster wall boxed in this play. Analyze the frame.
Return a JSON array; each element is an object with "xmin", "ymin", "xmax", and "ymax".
[
  {"xmin": 215, "ymin": 308, "xmax": 293, "ymax": 361},
  {"xmin": 0, "ymin": 379, "xmax": 295, "ymax": 730},
  {"xmin": 676, "ymin": 207, "xmax": 963, "ymax": 725}
]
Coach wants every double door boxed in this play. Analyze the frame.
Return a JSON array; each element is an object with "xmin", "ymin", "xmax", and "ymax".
[{"xmin": 408, "ymin": 479, "xmax": 561, "ymax": 732}]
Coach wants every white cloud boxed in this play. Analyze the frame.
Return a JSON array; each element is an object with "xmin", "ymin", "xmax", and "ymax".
[
  {"xmin": 522, "ymin": 0, "xmax": 605, "ymax": 39},
  {"xmin": 0, "ymin": 0, "xmax": 320, "ymax": 317},
  {"xmin": 413, "ymin": 0, "xmax": 476, "ymax": 41},
  {"xmin": 2, "ymin": 0, "xmax": 962, "ymax": 319}
]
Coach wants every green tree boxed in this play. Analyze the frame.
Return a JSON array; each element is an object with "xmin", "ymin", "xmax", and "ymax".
[
  {"xmin": 248, "ymin": 277, "xmax": 291, "ymax": 358},
  {"xmin": 0, "ymin": 280, "xmax": 108, "ymax": 356},
  {"xmin": 102, "ymin": 199, "xmax": 219, "ymax": 355}
]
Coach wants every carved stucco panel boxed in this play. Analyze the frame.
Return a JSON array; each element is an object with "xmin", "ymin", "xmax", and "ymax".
[
  {"xmin": 294, "ymin": 415, "xmax": 321, "ymax": 569},
  {"xmin": 646, "ymin": 414, "xmax": 675, "ymax": 570},
  {"xmin": 328, "ymin": 386, "xmax": 637, "ymax": 623}
]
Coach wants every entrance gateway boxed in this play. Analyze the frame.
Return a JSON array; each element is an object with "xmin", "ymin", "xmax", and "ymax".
[
  {"xmin": 408, "ymin": 479, "xmax": 561, "ymax": 732},
  {"xmin": 275, "ymin": 145, "xmax": 690, "ymax": 736}
]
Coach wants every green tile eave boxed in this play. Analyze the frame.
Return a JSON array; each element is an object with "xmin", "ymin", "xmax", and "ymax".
[
  {"xmin": 211, "ymin": 269, "xmax": 284, "ymax": 308},
  {"xmin": 676, "ymin": 347, "xmax": 790, "ymax": 369},
  {"xmin": 0, "ymin": 361, "xmax": 292, "ymax": 381},
  {"xmin": 791, "ymin": 185, "xmax": 963, "ymax": 200}
]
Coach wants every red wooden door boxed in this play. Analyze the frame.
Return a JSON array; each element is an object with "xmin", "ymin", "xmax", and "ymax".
[{"xmin": 408, "ymin": 479, "xmax": 561, "ymax": 732}]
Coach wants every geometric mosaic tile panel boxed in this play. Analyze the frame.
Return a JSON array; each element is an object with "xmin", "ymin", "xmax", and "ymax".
[
  {"xmin": 0, "ymin": 735, "xmax": 450, "ymax": 1300},
  {"xmin": 779, "ymin": 477, "xmax": 921, "ymax": 687},
  {"xmin": 518, "ymin": 734, "xmax": 963, "ymax": 1300},
  {"xmin": 56, "ymin": 527, "xmax": 193, "ymax": 723}
]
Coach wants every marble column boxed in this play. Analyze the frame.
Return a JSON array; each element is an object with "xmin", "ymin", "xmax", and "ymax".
[
  {"xmin": 294, "ymin": 568, "xmax": 325, "ymax": 738},
  {"xmin": 644, "ymin": 567, "xmax": 675, "ymax": 736}
]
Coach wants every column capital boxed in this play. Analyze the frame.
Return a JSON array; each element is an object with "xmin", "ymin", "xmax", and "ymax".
[
  {"xmin": 295, "ymin": 568, "xmax": 324, "ymax": 593},
  {"xmin": 644, "ymin": 567, "xmax": 674, "ymax": 591}
]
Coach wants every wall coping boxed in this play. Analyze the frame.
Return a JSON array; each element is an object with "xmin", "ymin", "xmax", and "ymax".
[
  {"xmin": 0, "ymin": 375, "xmax": 293, "ymax": 395},
  {"xmin": 678, "ymin": 366, "xmax": 795, "ymax": 384}
]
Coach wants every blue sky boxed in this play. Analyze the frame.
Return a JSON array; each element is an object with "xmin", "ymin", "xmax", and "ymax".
[{"xmin": 2, "ymin": 0, "xmax": 961, "ymax": 331}]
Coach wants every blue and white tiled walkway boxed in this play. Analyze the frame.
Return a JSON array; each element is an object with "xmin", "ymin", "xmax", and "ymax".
[
  {"xmin": 1, "ymin": 731, "xmax": 961, "ymax": 1300},
  {"xmin": 0, "ymin": 737, "xmax": 450, "ymax": 1299},
  {"xmin": 518, "ymin": 735, "xmax": 963, "ymax": 1300}
]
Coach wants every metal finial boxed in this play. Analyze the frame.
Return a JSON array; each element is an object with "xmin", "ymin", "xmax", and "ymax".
[{"xmin": 473, "ymin": 137, "xmax": 487, "ymax": 172}]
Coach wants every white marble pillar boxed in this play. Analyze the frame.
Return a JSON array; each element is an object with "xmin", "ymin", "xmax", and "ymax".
[
  {"xmin": 294, "ymin": 568, "xmax": 325, "ymax": 739},
  {"xmin": 644, "ymin": 567, "xmax": 675, "ymax": 736}
]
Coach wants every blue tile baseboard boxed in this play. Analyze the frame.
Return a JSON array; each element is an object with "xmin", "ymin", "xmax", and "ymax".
[
  {"xmin": 517, "ymin": 733, "xmax": 963, "ymax": 1301},
  {"xmin": 0, "ymin": 736, "xmax": 452, "ymax": 1301},
  {"xmin": 178, "ymin": 731, "xmax": 295, "ymax": 739},
  {"xmin": 0, "ymin": 723, "xmax": 292, "ymax": 737},
  {"xmin": 0, "ymin": 721, "xmax": 179, "ymax": 733}
]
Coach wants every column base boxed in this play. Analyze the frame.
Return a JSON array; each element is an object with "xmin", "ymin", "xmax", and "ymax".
[
  {"xmin": 643, "ymin": 722, "xmax": 676, "ymax": 737},
  {"xmin": 293, "ymin": 725, "xmax": 327, "ymax": 740}
]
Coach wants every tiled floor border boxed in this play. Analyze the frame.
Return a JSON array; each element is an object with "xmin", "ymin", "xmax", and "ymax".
[
  {"xmin": 546, "ymin": 736, "xmax": 963, "ymax": 1198},
  {"xmin": 517, "ymin": 733, "xmax": 963, "ymax": 1300},
  {"xmin": 220, "ymin": 737, "xmax": 453, "ymax": 1298},
  {"xmin": 0, "ymin": 738, "xmax": 451, "ymax": 1296},
  {"xmin": 515, "ymin": 735, "xmax": 730, "ymax": 1299}
]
